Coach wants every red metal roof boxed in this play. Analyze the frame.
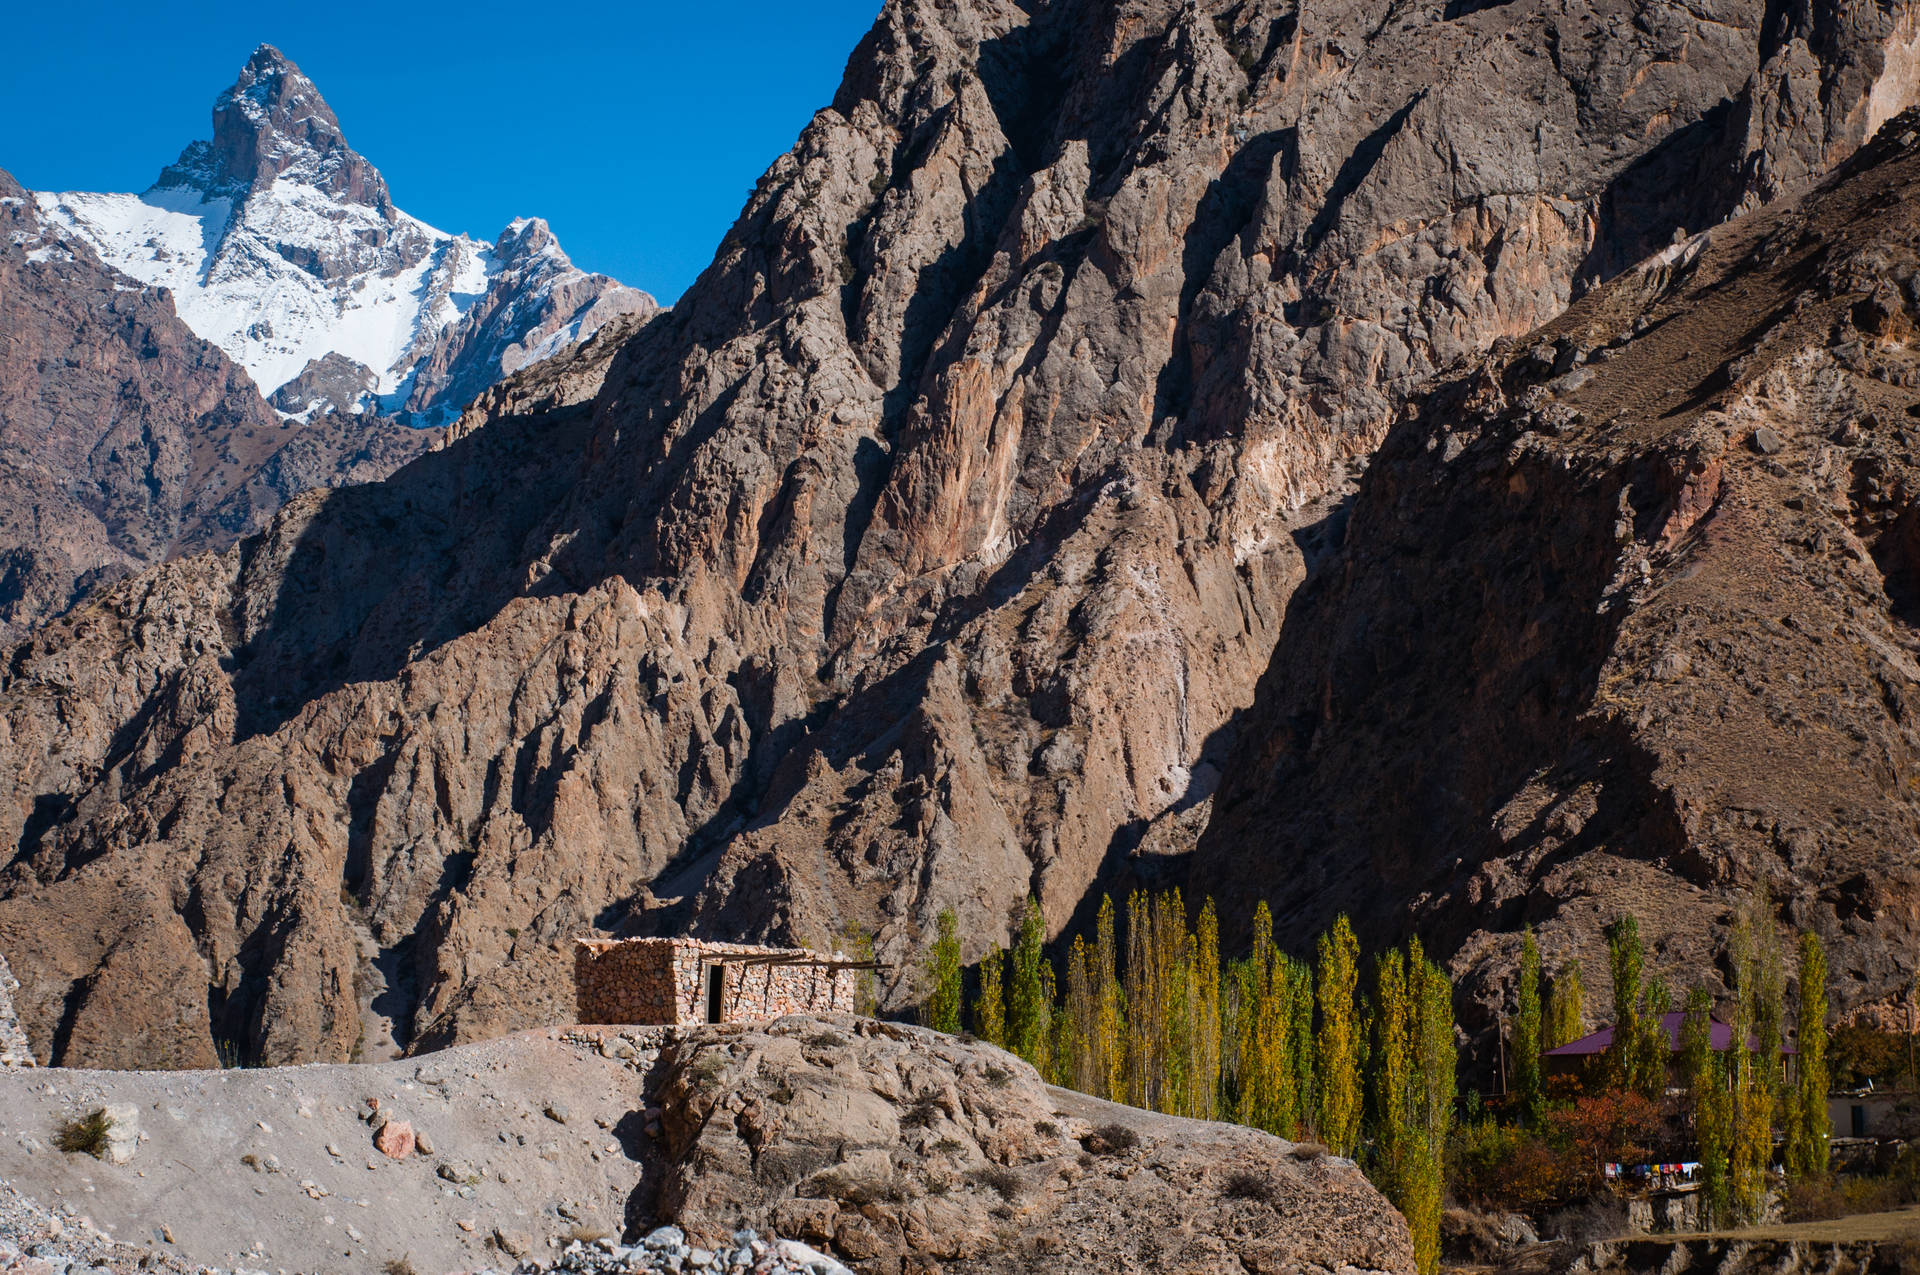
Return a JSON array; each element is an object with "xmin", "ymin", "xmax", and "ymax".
[{"xmin": 1541, "ymin": 1010, "xmax": 1796, "ymax": 1057}]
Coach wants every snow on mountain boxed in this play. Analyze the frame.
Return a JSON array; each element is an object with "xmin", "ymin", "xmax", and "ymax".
[{"xmin": 33, "ymin": 45, "xmax": 655, "ymax": 427}]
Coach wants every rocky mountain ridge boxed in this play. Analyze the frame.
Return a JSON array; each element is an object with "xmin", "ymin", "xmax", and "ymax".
[
  {"xmin": 1195, "ymin": 104, "xmax": 1920, "ymax": 1038},
  {"xmin": 33, "ymin": 44, "xmax": 656, "ymax": 426},
  {"xmin": 0, "ymin": 167, "xmax": 437, "ymax": 640},
  {"xmin": 7, "ymin": 0, "xmax": 1920, "ymax": 1068}
]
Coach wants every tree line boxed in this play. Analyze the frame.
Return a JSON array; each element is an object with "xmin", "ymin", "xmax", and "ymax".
[
  {"xmin": 923, "ymin": 890, "xmax": 1835, "ymax": 1266},
  {"xmin": 1504, "ymin": 907, "xmax": 1830, "ymax": 1227},
  {"xmin": 924, "ymin": 891, "xmax": 1455, "ymax": 1274}
]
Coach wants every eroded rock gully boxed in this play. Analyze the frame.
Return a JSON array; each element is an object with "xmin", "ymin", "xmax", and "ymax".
[{"xmin": 6, "ymin": 0, "xmax": 1920, "ymax": 1065}]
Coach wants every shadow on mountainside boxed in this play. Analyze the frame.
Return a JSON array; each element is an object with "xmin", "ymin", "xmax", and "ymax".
[{"xmin": 224, "ymin": 372, "xmax": 638, "ymax": 739}]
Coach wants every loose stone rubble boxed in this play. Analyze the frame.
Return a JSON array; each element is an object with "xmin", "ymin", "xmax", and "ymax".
[{"xmin": 509, "ymin": 1227, "xmax": 852, "ymax": 1275}]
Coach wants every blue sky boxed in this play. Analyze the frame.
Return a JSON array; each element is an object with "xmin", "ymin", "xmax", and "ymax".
[{"xmin": 0, "ymin": 1, "xmax": 884, "ymax": 302}]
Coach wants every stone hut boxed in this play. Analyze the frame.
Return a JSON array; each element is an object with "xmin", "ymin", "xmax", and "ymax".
[{"xmin": 573, "ymin": 938, "xmax": 863, "ymax": 1026}]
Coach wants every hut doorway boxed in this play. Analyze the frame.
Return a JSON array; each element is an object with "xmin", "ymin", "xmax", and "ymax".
[{"xmin": 705, "ymin": 964, "xmax": 725, "ymax": 1023}]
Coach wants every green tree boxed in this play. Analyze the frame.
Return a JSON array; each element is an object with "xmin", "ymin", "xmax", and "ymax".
[
  {"xmin": 1787, "ymin": 930, "xmax": 1830, "ymax": 1178},
  {"xmin": 1063, "ymin": 933, "xmax": 1098, "ymax": 1092},
  {"xmin": 1287, "ymin": 956, "xmax": 1317, "ymax": 1136},
  {"xmin": 1317, "ymin": 915, "xmax": 1363, "ymax": 1156},
  {"xmin": 838, "ymin": 922, "xmax": 880, "ymax": 1016},
  {"xmin": 1009, "ymin": 897, "xmax": 1050, "ymax": 1067},
  {"xmin": 1546, "ymin": 959, "xmax": 1585, "ymax": 1048},
  {"xmin": 925, "ymin": 908, "xmax": 962, "ymax": 1034},
  {"xmin": 1369, "ymin": 940, "xmax": 1454, "ymax": 1275},
  {"xmin": 1096, "ymin": 895, "xmax": 1126, "ymax": 1102},
  {"xmin": 1682, "ymin": 986, "xmax": 1731, "ymax": 1227},
  {"xmin": 1193, "ymin": 897, "xmax": 1223, "ymax": 1120},
  {"xmin": 1513, "ymin": 929, "xmax": 1544, "ymax": 1126},
  {"xmin": 975, "ymin": 942, "xmax": 1006, "ymax": 1047},
  {"xmin": 1606, "ymin": 915, "xmax": 1645, "ymax": 1091}
]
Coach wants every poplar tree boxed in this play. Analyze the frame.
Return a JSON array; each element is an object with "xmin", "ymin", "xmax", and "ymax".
[
  {"xmin": 1096, "ymin": 896, "xmax": 1127, "ymax": 1102},
  {"xmin": 1317, "ymin": 915, "xmax": 1363, "ymax": 1156},
  {"xmin": 1726, "ymin": 975, "xmax": 1769, "ymax": 1224},
  {"xmin": 1369, "ymin": 941, "xmax": 1453, "ymax": 1275},
  {"xmin": 1193, "ymin": 897, "xmax": 1223, "ymax": 1120},
  {"xmin": 1409, "ymin": 945, "xmax": 1456, "ymax": 1275},
  {"xmin": 1009, "ymin": 896, "xmax": 1050, "ymax": 1068},
  {"xmin": 1063, "ymin": 933, "xmax": 1098, "ymax": 1093},
  {"xmin": 1125, "ymin": 890, "xmax": 1153, "ymax": 1109},
  {"xmin": 1681, "ymin": 987, "xmax": 1731, "ymax": 1226},
  {"xmin": 1606, "ymin": 915, "xmax": 1645, "ymax": 1092},
  {"xmin": 1787, "ymin": 930, "xmax": 1830, "ymax": 1178},
  {"xmin": 1037, "ymin": 956, "xmax": 1060, "ymax": 1081},
  {"xmin": 1546, "ymin": 959, "xmax": 1585, "ymax": 1048},
  {"xmin": 976, "ymin": 942, "xmax": 1006, "ymax": 1047},
  {"xmin": 925, "ymin": 908, "xmax": 963, "ymax": 1034},
  {"xmin": 1287, "ymin": 957, "xmax": 1317, "ymax": 1136},
  {"xmin": 1513, "ymin": 929, "xmax": 1544, "ymax": 1125}
]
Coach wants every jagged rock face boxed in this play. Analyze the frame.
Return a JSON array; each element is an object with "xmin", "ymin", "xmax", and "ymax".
[
  {"xmin": 160, "ymin": 42, "xmax": 393, "ymax": 211},
  {"xmin": 35, "ymin": 44, "xmax": 655, "ymax": 424},
  {"xmin": 6, "ymin": 0, "xmax": 1920, "ymax": 1067},
  {"xmin": 1195, "ymin": 112, "xmax": 1920, "ymax": 1043},
  {"xmin": 0, "ymin": 951, "xmax": 32, "ymax": 1067},
  {"xmin": 0, "ymin": 171, "xmax": 434, "ymax": 642}
]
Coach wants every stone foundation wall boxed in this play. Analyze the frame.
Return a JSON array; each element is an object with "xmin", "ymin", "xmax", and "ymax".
[
  {"xmin": 0, "ymin": 952, "xmax": 35, "ymax": 1067},
  {"xmin": 575, "ymin": 939, "xmax": 855, "ymax": 1026}
]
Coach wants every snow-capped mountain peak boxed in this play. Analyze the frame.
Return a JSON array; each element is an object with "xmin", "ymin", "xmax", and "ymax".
[{"xmin": 32, "ymin": 45, "xmax": 654, "ymax": 425}]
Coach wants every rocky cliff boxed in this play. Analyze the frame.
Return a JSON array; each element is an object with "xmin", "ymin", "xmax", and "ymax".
[
  {"xmin": 7, "ymin": 0, "xmax": 1920, "ymax": 1067},
  {"xmin": 1195, "ymin": 108, "xmax": 1920, "ymax": 1038}
]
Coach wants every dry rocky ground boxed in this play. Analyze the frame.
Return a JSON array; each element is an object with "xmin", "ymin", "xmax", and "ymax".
[{"xmin": 0, "ymin": 1015, "xmax": 1413, "ymax": 1275}]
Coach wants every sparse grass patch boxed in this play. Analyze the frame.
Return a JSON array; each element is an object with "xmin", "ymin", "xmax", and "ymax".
[
  {"xmin": 806, "ymin": 1030, "xmax": 848, "ymax": 1049},
  {"xmin": 983, "ymin": 1064, "xmax": 1012, "ymax": 1088},
  {"xmin": 54, "ymin": 1110, "xmax": 111, "ymax": 1158},
  {"xmin": 1034, "ymin": 1120, "xmax": 1058, "ymax": 1137},
  {"xmin": 933, "ymin": 1137, "xmax": 965, "ymax": 1156},
  {"xmin": 383, "ymin": 1257, "xmax": 416, "ymax": 1275}
]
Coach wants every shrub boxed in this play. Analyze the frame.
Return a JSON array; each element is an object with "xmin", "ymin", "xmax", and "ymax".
[
  {"xmin": 54, "ymin": 1111, "xmax": 112, "ymax": 1158},
  {"xmin": 901, "ymin": 1095, "xmax": 944, "ymax": 1130},
  {"xmin": 1447, "ymin": 1118, "xmax": 1568, "ymax": 1212},
  {"xmin": 1086, "ymin": 1122, "xmax": 1139, "ymax": 1155},
  {"xmin": 1221, "ymin": 1170, "xmax": 1275, "ymax": 1203},
  {"xmin": 967, "ymin": 1164, "xmax": 1024, "ymax": 1201},
  {"xmin": 383, "ymin": 1258, "xmax": 416, "ymax": 1275}
]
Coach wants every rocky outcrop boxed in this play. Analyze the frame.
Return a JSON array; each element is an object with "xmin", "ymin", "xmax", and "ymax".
[
  {"xmin": 9, "ymin": 0, "xmax": 1920, "ymax": 1067},
  {"xmin": 652, "ymin": 1016, "xmax": 1412, "ymax": 1274},
  {"xmin": 0, "ymin": 951, "xmax": 31, "ymax": 1067},
  {"xmin": 1195, "ymin": 110, "xmax": 1920, "ymax": 1043}
]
